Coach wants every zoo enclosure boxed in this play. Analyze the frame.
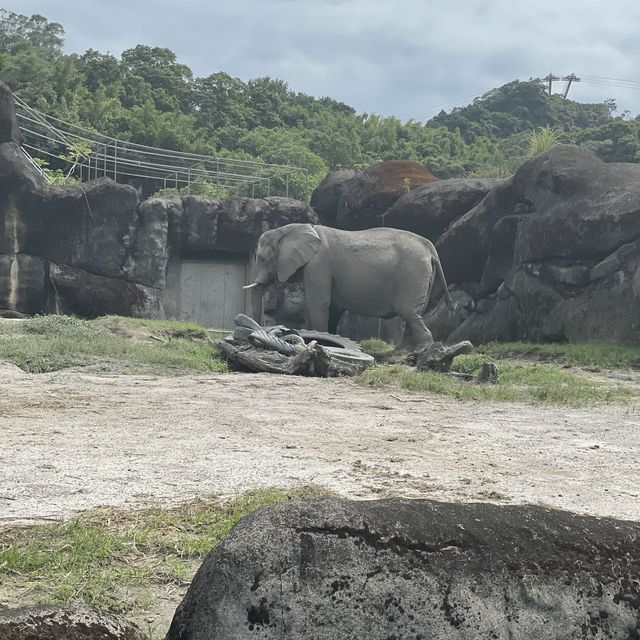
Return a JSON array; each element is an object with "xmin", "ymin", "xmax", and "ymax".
[{"xmin": 12, "ymin": 92, "xmax": 307, "ymax": 197}]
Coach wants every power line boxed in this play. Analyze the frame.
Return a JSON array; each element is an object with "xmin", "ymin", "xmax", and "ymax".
[
  {"xmin": 406, "ymin": 92, "xmax": 485, "ymax": 121},
  {"xmin": 543, "ymin": 73, "xmax": 560, "ymax": 96},
  {"xmin": 562, "ymin": 73, "xmax": 581, "ymax": 98}
]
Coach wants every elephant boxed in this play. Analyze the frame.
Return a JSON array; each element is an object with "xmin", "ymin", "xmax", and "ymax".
[{"xmin": 244, "ymin": 223, "xmax": 453, "ymax": 346}]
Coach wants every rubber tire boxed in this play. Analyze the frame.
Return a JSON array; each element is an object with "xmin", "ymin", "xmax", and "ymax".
[
  {"xmin": 234, "ymin": 314, "xmax": 262, "ymax": 330},
  {"xmin": 248, "ymin": 329, "xmax": 299, "ymax": 356},
  {"xmin": 296, "ymin": 330, "xmax": 363, "ymax": 352},
  {"xmin": 323, "ymin": 346, "xmax": 375, "ymax": 366},
  {"xmin": 232, "ymin": 326, "xmax": 255, "ymax": 342}
]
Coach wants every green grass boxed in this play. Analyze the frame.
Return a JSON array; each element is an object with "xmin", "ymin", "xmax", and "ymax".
[
  {"xmin": 477, "ymin": 341, "xmax": 640, "ymax": 371},
  {"xmin": 359, "ymin": 349, "xmax": 638, "ymax": 406},
  {"xmin": 0, "ymin": 315, "xmax": 228, "ymax": 375},
  {"xmin": 359, "ymin": 338, "xmax": 397, "ymax": 362},
  {"xmin": 0, "ymin": 487, "xmax": 325, "ymax": 614}
]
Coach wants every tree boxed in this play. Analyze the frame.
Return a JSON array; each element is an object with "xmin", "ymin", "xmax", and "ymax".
[
  {"xmin": 0, "ymin": 10, "xmax": 64, "ymax": 57},
  {"xmin": 121, "ymin": 45, "xmax": 193, "ymax": 112}
]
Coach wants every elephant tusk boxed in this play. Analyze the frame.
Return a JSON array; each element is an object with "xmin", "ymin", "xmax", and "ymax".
[{"xmin": 243, "ymin": 282, "xmax": 260, "ymax": 289}]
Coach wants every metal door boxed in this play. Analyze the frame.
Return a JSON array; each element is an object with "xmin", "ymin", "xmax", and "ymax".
[{"xmin": 179, "ymin": 259, "xmax": 247, "ymax": 329}]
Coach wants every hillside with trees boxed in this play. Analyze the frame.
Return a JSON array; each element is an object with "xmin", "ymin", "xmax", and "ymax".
[{"xmin": 1, "ymin": 9, "xmax": 639, "ymax": 201}]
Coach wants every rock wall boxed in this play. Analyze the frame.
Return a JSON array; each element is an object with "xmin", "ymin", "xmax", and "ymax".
[
  {"xmin": 430, "ymin": 146, "xmax": 640, "ymax": 344},
  {"xmin": 333, "ymin": 160, "xmax": 439, "ymax": 230},
  {"xmin": 312, "ymin": 145, "xmax": 640, "ymax": 344},
  {"xmin": 167, "ymin": 497, "xmax": 640, "ymax": 639},
  {"xmin": 0, "ymin": 83, "xmax": 316, "ymax": 323}
]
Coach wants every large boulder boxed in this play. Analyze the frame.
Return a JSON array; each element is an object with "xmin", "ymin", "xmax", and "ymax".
[
  {"xmin": 336, "ymin": 160, "xmax": 439, "ymax": 230},
  {"xmin": 0, "ymin": 176, "xmax": 143, "ymax": 282},
  {"xmin": 435, "ymin": 180, "xmax": 517, "ymax": 286},
  {"xmin": 430, "ymin": 145, "xmax": 640, "ymax": 343},
  {"xmin": 48, "ymin": 262, "xmax": 163, "ymax": 318},
  {"xmin": 167, "ymin": 497, "xmax": 640, "ymax": 640},
  {"xmin": 310, "ymin": 169, "xmax": 358, "ymax": 227},
  {"xmin": 0, "ymin": 605, "xmax": 141, "ymax": 640},
  {"xmin": 512, "ymin": 145, "xmax": 640, "ymax": 263},
  {"xmin": 382, "ymin": 177, "xmax": 504, "ymax": 241}
]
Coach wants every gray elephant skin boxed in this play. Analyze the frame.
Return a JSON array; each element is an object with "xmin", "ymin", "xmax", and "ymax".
[{"xmin": 244, "ymin": 224, "xmax": 452, "ymax": 345}]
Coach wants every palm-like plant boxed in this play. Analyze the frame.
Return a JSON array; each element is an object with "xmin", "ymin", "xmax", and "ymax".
[{"xmin": 529, "ymin": 126, "xmax": 563, "ymax": 155}]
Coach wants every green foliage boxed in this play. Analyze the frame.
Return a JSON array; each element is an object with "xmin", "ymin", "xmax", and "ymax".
[
  {"xmin": 150, "ymin": 178, "xmax": 232, "ymax": 200},
  {"xmin": 31, "ymin": 155, "xmax": 78, "ymax": 185},
  {"xmin": 529, "ymin": 126, "xmax": 563, "ymax": 155},
  {"xmin": 1, "ymin": 10, "xmax": 637, "ymax": 201},
  {"xmin": 0, "ymin": 9, "xmax": 64, "ymax": 57}
]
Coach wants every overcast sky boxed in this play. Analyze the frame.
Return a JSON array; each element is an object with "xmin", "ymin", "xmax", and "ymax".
[{"xmin": 4, "ymin": 0, "xmax": 640, "ymax": 120}]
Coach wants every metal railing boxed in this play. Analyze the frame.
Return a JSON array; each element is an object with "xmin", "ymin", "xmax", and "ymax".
[{"xmin": 12, "ymin": 93, "xmax": 306, "ymax": 197}]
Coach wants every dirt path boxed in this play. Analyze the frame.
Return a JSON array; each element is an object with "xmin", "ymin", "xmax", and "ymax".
[{"xmin": 1, "ymin": 361, "xmax": 639, "ymax": 524}]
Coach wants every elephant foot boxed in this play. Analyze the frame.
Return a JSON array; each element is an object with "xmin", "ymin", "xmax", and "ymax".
[{"xmin": 413, "ymin": 340, "xmax": 473, "ymax": 372}]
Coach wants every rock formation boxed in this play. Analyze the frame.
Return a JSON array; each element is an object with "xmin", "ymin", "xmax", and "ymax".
[
  {"xmin": 432, "ymin": 145, "xmax": 640, "ymax": 343},
  {"xmin": 335, "ymin": 160, "xmax": 439, "ymax": 230},
  {"xmin": 0, "ymin": 82, "xmax": 316, "ymax": 323},
  {"xmin": 309, "ymin": 168, "xmax": 358, "ymax": 227},
  {"xmin": 312, "ymin": 145, "xmax": 640, "ymax": 344},
  {"xmin": 167, "ymin": 497, "xmax": 640, "ymax": 639},
  {"xmin": 0, "ymin": 605, "xmax": 142, "ymax": 640},
  {"xmin": 381, "ymin": 176, "xmax": 504, "ymax": 241}
]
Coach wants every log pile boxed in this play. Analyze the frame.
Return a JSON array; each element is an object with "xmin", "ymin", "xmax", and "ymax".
[{"xmin": 219, "ymin": 314, "xmax": 370, "ymax": 377}]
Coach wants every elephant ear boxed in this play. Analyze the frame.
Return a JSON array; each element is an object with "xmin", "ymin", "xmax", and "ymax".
[{"xmin": 277, "ymin": 224, "xmax": 321, "ymax": 282}]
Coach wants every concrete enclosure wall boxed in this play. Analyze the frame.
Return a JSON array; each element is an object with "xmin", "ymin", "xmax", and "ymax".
[{"xmin": 164, "ymin": 255, "xmax": 250, "ymax": 329}]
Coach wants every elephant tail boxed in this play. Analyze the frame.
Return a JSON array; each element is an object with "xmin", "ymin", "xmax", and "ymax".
[{"xmin": 433, "ymin": 254, "xmax": 454, "ymax": 310}]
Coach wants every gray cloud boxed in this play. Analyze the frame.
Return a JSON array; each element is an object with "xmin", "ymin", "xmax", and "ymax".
[{"xmin": 3, "ymin": 0, "xmax": 639, "ymax": 119}]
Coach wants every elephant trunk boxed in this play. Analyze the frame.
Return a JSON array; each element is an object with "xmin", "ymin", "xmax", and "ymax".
[{"xmin": 246, "ymin": 282, "xmax": 266, "ymax": 325}]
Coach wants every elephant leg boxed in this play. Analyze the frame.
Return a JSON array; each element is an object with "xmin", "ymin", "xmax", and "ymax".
[
  {"xmin": 328, "ymin": 305, "xmax": 344, "ymax": 334},
  {"xmin": 403, "ymin": 313, "xmax": 433, "ymax": 349},
  {"xmin": 303, "ymin": 269, "xmax": 332, "ymax": 332},
  {"xmin": 305, "ymin": 300, "xmax": 330, "ymax": 332}
]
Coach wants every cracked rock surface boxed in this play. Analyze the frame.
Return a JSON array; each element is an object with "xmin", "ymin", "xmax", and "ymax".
[
  {"xmin": 0, "ymin": 605, "xmax": 142, "ymax": 640},
  {"xmin": 167, "ymin": 497, "xmax": 640, "ymax": 639}
]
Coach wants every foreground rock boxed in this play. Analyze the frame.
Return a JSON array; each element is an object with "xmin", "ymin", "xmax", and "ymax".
[
  {"xmin": 0, "ymin": 605, "xmax": 141, "ymax": 640},
  {"xmin": 167, "ymin": 497, "xmax": 640, "ymax": 640}
]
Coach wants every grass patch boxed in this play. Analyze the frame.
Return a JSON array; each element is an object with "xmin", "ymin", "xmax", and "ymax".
[
  {"xmin": 359, "ymin": 338, "xmax": 397, "ymax": 362},
  {"xmin": 0, "ymin": 315, "xmax": 228, "ymax": 375},
  {"xmin": 0, "ymin": 487, "xmax": 325, "ymax": 614},
  {"xmin": 359, "ymin": 350, "xmax": 637, "ymax": 406},
  {"xmin": 478, "ymin": 341, "xmax": 640, "ymax": 371}
]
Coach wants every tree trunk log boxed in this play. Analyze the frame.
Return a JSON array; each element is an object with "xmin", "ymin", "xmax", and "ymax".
[{"xmin": 219, "ymin": 341, "xmax": 360, "ymax": 377}]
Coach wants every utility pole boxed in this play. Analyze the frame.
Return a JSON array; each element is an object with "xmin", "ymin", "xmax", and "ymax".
[
  {"xmin": 561, "ymin": 73, "xmax": 581, "ymax": 98},
  {"xmin": 543, "ymin": 73, "xmax": 560, "ymax": 95}
]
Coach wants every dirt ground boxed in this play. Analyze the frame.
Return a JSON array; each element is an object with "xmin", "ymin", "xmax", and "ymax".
[{"xmin": 1, "ymin": 359, "xmax": 639, "ymax": 525}]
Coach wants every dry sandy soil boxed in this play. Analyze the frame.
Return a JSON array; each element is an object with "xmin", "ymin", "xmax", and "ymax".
[{"xmin": 1, "ymin": 360, "xmax": 639, "ymax": 525}]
